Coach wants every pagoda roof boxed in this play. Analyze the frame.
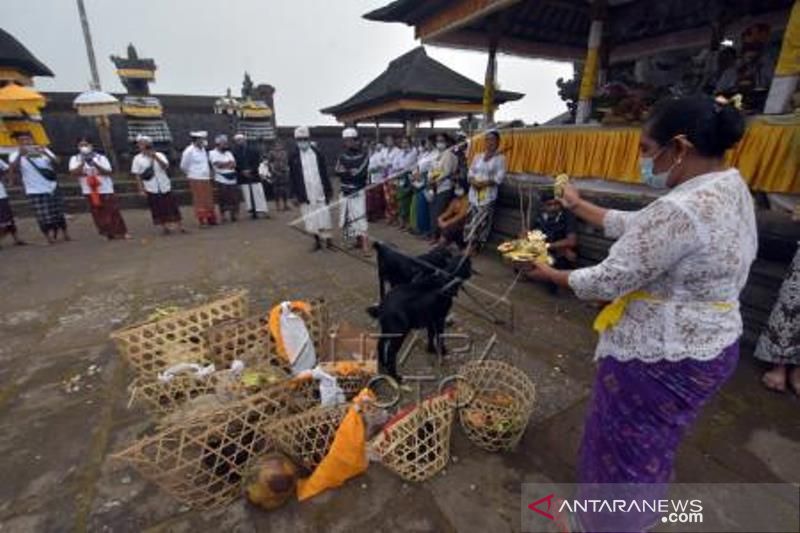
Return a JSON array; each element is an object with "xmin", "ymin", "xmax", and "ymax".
[
  {"xmin": 0, "ymin": 28, "xmax": 54, "ymax": 77},
  {"xmin": 321, "ymin": 46, "xmax": 522, "ymax": 123}
]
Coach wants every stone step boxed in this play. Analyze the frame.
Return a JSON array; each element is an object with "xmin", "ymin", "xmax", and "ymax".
[{"xmin": 8, "ymin": 190, "xmax": 194, "ymax": 218}]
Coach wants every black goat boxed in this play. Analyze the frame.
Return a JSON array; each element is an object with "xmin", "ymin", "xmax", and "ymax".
[{"xmin": 368, "ymin": 252, "xmax": 472, "ymax": 381}]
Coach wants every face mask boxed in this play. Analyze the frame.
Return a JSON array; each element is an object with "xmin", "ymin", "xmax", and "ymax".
[
  {"xmin": 639, "ymin": 157, "xmax": 669, "ymax": 189},
  {"xmin": 436, "ymin": 142, "xmax": 447, "ymax": 151},
  {"xmin": 79, "ymin": 145, "xmax": 92, "ymax": 155},
  {"xmin": 297, "ymin": 140, "xmax": 310, "ymax": 151},
  {"xmin": 640, "ymin": 138, "xmax": 686, "ymax": 189}
]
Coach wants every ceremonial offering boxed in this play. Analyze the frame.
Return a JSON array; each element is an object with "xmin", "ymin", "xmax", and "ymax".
[
  {"xmin": 554, "ymin": 174, "xmax": 569, "ymax": 198},
  {"xmin": 497, "ymin": 230, "xmax": 553, "ymax": 265}
]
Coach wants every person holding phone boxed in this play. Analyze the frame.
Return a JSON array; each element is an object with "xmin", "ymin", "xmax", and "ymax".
[
  {"xmin": 69, "ymin": 136, "xmax": 130, "ymax": 240},
  {"xmin": 8, "ymin": 131, "xmax": 69, "ymax": 243},
  {"xmin": 131, "ymin": 135, "xmax": 185, "ymax": 235}
]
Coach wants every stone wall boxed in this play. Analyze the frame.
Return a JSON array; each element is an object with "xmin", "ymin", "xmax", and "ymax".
[{"xmin": 39, "ymin": 91, "xmax": 453, "ymax": 173}]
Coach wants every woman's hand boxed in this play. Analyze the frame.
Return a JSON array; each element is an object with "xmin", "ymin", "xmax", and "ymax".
[
  {"xmin": 520, "ymin": 261, "xmax": 557, "ymax": 282},
  {"xmin": 559, "ymin": 183, "xmax": 581, "ymax": 210}
]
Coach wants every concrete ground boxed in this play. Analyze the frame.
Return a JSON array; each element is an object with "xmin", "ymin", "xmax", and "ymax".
[{"xmin": 0, "ymin": 206, "xmax": 797, "ymax": 533}]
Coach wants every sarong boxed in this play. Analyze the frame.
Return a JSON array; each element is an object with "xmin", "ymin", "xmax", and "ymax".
[
  {"xmin": 0, "ymin": 198, "xmax": 16, "ymax": 234},
  {"xmin": 577, "ymin": 343, "xmax": 739, "ymax": 532},
  {"xmin": 146, "ymin": 192, "xmax": 182, "ymax": 225},
  {"xmin": 413, "ymin": 188, "xmax": 431, "ymax": 235},
  {"xmin": 428, "ymin": 189, "xmax": 452, "ymax": 239},
  {"xmin": 216, "ymin": 182, "xmax": 241, "ymax": 216},
  {"xmin": 240, "ymin": 183, "xmax": 269, "ymax": 215},
  {"xmin": 272, "ymin": 175, "xmax": 290, "ymax": 199},
  {"xmin": 188, "ymin": 179, "xmax": 217, "ymax": 224},
  {"xmin": 301, "ymin": 198, "xmax": 332, "ymax": 238},
  {"xmin": 754, "ymin": 246, "xmax": 800, "ymax": 365},
  {"xmin": 28, "ymin": 191, "xmax": 67, "ymax": 233},
  {"xmin": 384, "ymin": 181, "xmax": 398, "ymax": 220},
  {"xmin": 88, "ymin": 194, "xmax": 127, "ymax": 238},
  {"xmin": 367, "ymin": 184, "xmax": 385, "ymax": 221},
  {"xmin": 396, "ymin": 175, "xmax": 413, "ymax": 225},
  {"xmin": 463, "ymin": 202, "xmax": 495, "ymax": 251},
  {"xmin": 339, "ymin": 190, "xmax": 368, "ymax": 241}
]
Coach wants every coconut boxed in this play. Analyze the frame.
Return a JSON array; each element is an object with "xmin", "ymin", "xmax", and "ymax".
[{"xmin": 243, "ymin": 453, "xmax": 298, "ymax": 510}]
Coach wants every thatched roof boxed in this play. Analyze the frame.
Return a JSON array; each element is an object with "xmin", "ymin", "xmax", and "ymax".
[
  {"xmin": 321, "ymin": 47, "xmax": 522, "ymax": 120},
  {"xmin": 0, "ymin": 28, "xmax": 53, "ymax": 77},
  {"xmin": 365, "ymin": 0, "xmax": 795, "ymax": 62}
]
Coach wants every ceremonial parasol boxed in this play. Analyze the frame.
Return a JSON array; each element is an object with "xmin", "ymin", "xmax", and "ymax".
[
  {"xmin": 73, "ymin": 89, "xmax": 121, "ymax": 117},
  {"xmin": 0, "ymin": 83, "xmax": 46, "ymax": 115}
]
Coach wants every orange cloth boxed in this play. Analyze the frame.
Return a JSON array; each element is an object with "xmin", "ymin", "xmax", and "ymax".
[
  {"xmin": 296, "ymin": 389, "xmax": 374, "ymax": 501},
  {"xmin": 86, "ymin": 174, "xmax": 102, "ymax": 207},
  {"xmin": 439, "ymin": 195, "xmax": 469, "ymax": 226}
]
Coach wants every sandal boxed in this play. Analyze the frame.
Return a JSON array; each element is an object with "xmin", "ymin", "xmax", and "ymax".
[{"xmin": 761, "ymin": 365, "xmax": 787, "ymax": 393}]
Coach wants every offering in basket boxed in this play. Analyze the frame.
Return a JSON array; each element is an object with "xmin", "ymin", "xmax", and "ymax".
[{"xmin": 497, "ymin": 230, "xmax": 553, "ymax": 265}]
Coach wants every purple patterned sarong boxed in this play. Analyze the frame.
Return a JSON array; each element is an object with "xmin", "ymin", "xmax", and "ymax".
[{"xmin": 576, "ymin": 342, "xmax": 739, "ymax": 532}]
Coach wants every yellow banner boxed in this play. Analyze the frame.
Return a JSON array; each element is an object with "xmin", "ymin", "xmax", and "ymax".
[
  {"xmin": 775, "ymin": 0, "xmax": 800, "ymax": 76},
  {"xmin": 116, "ymin": 68, "xmax": 155, "ymax": 80},
  {"xmin": 121, "ymin": 105, "xmax": 163, "ymax": 118},
  {"xmin": 579, "ymin": 48, "xmax": 600, "ymax": 101},
  {"xmin": 468, "ymin": 118, "xmax": 800, "ymax": 194}
]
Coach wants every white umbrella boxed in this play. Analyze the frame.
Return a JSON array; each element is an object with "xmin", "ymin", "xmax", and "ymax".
[{"xmin": 73, "ymin": 89, "xmax": 121, "ymax": 117}]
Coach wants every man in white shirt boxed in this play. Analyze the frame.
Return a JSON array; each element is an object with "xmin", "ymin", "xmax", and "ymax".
[
  {"xmin": 180, "ymin": 131, "xmax": 217, "ymax": 226},
  {"xmin": 287, "ymin": 126, "xmax": 333, "ymax": 251},
  {"xmin": 69, "ymin": 136, "xmax": 130, "ymax": 240},
  {"xmin": 8, "ymin": 131, "xmax": 70, "ymax": 243},
  {"xmin": 208, "ymin": 134, "xmax": 240, "ymax": 223},
  {"xmin": 0, "ymin": 158, "xmax": 25, "ymax": 247},
  {"xmin": 131, "ymin": 135, "xmax": 184, "ymax": 235}
]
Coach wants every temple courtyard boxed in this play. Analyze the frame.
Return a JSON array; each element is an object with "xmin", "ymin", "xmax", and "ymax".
[{"xmin": 0, "ymin": 207, "xmax": 798, "ymax": 532}]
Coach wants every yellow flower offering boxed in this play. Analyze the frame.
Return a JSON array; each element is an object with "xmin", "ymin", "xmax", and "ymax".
[
  {"xmin": 554, "ymin": 174, "xmax": 570, "ymax": 198},
  {"xmin": 497, "ymin": 230, "xmax": 553, "ymax": 264}
]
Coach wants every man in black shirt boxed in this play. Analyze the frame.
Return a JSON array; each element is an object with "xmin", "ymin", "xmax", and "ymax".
[
  {"xmin": 526, "ymin": 189, "xmax": 579, "ymax": 293},
  {"xmin": 334, "ymin": 127, "xmax": 370, "ymax": 256},
  {"xmin": 535, "ymin": 189, "xmax": 578, "ymax": 269}
]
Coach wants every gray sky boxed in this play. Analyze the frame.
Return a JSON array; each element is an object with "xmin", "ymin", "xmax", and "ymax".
[{"xmin": 5, "ymin": 0, "xmax": 572, "ymax": 126}]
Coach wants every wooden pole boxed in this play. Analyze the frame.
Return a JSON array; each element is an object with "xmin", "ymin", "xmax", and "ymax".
[
  {"xmin": 575, "ymin": 0, "xmax": 607, "ymax": 124},
  {"xmin": 765, "ymin": 0, "xmax": 800, "ymax": 114},
  {"xmin": 76, "ymin": 0, "xmax": 100, "ymax": 90},
  {"xmin": 76, "ymin": 0, "xmax": 118, "ymax": 168},
  {"xmin": 483, "ymin": 18, "xmax": 500, "ymax": 127}
]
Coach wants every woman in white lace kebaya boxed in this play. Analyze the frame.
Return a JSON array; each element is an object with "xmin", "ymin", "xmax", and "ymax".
[{"xmin": 525, "ymin": 95, "xmax": 756, "ymax": 532}]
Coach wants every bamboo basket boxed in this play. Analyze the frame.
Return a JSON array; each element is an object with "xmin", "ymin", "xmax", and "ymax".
[
  {"xmin": 456, "ymin": 360, "xmax": 536, "ymax": 452},
  {"xmin": 369, "ymin": 392, "xmax": 456, "ymax": 482},
  {"xmin": 205, "ymin": 297, "xmax": 329, "ymax": 370},
  {"xmin": 113, "ymin": 385, "xmax": 299, "ymax": 509},
  {"xmin": 128, "ymin": 367, "xmax": 316, "ymax": 417},
  {"xmin": 110, "ymin": 291, "xmax": 248, "ymax": 381},
  {"xmin": 265, "ymin": 404, "xmax": 348, "ymax": 473},
  {"xmin": 205, "ymin": 314, "xmax": 272, "ymax": 368}
]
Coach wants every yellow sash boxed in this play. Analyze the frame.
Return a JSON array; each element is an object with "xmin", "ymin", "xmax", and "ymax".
[{"xmin": 593, "ymin": 291, "xmax": 734, "ymax": 333}]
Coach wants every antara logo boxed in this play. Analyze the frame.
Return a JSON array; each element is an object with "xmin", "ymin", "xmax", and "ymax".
[{"xmin": 528, "ymin": 493, "xmax": 558, "ymax": 521}]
